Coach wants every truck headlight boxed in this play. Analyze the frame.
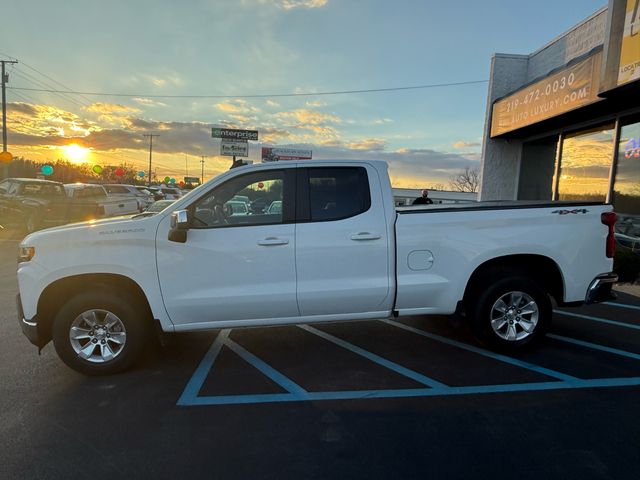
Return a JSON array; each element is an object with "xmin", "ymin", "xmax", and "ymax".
[{"xmin": 18, "ymin": 246, "xmax": 35, "ymax": 263}]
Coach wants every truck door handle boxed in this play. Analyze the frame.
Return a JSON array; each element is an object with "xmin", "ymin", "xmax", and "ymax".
[
  {"xmin": 350, "ymin": 232, "xmax": 381, "ymax": 241},
  {"xmin": 257, "ymin": 237, "xmax": 289, "ymax": 246}
]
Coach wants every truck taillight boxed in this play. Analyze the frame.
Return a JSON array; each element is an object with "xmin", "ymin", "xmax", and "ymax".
[{"xmin": 601, "ymin": 211, "xmax": 617, "ymax": 258}]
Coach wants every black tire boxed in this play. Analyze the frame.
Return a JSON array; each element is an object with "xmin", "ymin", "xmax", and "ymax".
[
  {"xmin": 469, "ymin": 276, "xmax": 551, "ymax": 351},
  {"xmin": 52, "ymin": 289, "xmax": 149, "ymax": 375}
]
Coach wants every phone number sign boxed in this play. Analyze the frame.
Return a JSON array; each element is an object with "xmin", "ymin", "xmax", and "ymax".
[{"xmin": 491, "ymin": 52, "xmax": 603, "ymax": 137}]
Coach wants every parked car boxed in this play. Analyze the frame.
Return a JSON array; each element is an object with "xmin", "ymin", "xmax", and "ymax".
[
  {"xmin": 1, "ymin": 178, "xmax": 107, "ymax": 233},
  {"xmin": 160, "ymin": 187, "xmax": 182, "ymax": 200},
  {"xmin": 224, "ymin": 200, "xmax": 249, "ymax": 216},
  {"xmin": 17, "ymin": 160, "xmax": 617, "ymax": 374},
  {"xmin": 266, "ymin": 200, "xmax": 282, "ymax": 215},
  {"xmin": 103, "ymin": 184, "xmax": 153, "ymax": 212},
  {"xmin": 64, "ymin": 183, "xmax": 139, "ymax": 217},
  {"xmin": 249, "ymin": 197, "xmax": 269, "ymax": 214},
  {"xmin": 144, "ymin": 199, "xmax": 175, "ymax": 213},
  {"xmin": 137, "ymin": 185, "xmax": 164, "ymax": 201},
  {"xmin": 232, "ymin": 195, "xmax": 250, "ymax": 206}
]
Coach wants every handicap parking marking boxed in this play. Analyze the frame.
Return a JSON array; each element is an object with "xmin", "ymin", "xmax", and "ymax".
[
  {"xmin": 177, "ymin": 329, "xmax": 231, "ymax": 405},
  {"xmin": 381, "ymin": 319, "xmax": 578, "ymax": 382},
  {"xmin": 224, "ymin": 337, "xmax": 308, "ymax": 396},
  {"xmin": 298, "ymin": 324, "xmax": 448, "ymax": 389},
  {"xmin": 553, "ymin": 310, "xmax": 640, "ymax": 331},
  {"xmin": 177, "ymin": 308, "xmax": 640, "ymax": 407}
]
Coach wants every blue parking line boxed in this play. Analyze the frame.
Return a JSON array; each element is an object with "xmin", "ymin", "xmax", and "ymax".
[
  {"xmin": 177, "ymin": 318, "xmax": 640, "ymax": 407},
  {"xmin": 548, "ymin": 334, "xmax": 640, "ymax": 361},
  {"xmin": 224, "ymin": 338, "xmax": 308, "ymax": 397},
  {"xmin": 381, "ymin": 319, "xmax": 578, "ymax": 381},
  {"xmin": 554, "ymin": 310, "xmax": 640, "ymax": 331},
  {"xmin": 177, "ymin": 329, "xmax": 230, "ymax": 406},
  {"xmin": 179, "ymin": 377, "xmax": 640, "ymax": 406},
  {"xmin": 299, "ymin": 324, "xmax": 447, "ymax": 389},
  {"xmin": 604, "ymin": 301, "xmax": 640, "ymax": 312}
]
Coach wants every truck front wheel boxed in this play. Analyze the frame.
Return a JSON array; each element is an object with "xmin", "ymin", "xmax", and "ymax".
[
  {"xmin": 470, "ymin": 276, "xmax": 551, "ymax": 350},
  {"xmin": 52, "ymin": 289, "xmax": 149, "ymax": 375}
]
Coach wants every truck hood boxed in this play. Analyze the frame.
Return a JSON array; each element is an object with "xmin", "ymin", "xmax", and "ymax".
[{"xmin": 22, "ymin": 214, "xmax": 158, "ymax": 245}]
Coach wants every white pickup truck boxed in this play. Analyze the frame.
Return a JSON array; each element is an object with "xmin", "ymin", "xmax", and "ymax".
[
  {"xmin": 64, "ymin": 183, "xmax": 140, "ymax": 217},
  {"xmin": 16, "ymin": 160, "xmax": 618, "ymax": 375}
]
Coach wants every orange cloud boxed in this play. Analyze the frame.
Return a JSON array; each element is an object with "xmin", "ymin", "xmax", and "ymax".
[
  {"xmin": 275, "ymin": 108, "xmax": 340, "ymax": 125},
  {"xmin": 85, "ymin": 103, "xmax": 141, "ymax": 115},
  {"xmin": 346, "ymin": 138, "xmax": 386, "ymax": 151}
]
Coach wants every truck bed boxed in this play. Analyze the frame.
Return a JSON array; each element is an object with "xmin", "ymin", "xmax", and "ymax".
[{"xmin": 397, "ymin": 200, "xmax": 606, "ymax": 214}]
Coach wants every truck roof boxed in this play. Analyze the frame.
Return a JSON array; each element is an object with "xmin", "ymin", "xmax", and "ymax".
[{"xmin": 236, "ymin": 159, "xmax": 389, "ymax": 170}]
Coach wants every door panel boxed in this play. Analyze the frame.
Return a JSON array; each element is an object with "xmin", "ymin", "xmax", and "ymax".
[
  {"xmin": 156, "ymin": 168, "xmax": 298, "ymax": 327},
  {"xmin": 295, "ymin": 166, "xmax": 391, "ymax": 317},
  {"xmin": 157, "ymin": 223, "xmax": 297, "ymax": 325}
]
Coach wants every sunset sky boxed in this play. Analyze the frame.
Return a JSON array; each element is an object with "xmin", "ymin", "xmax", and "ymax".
[{"xmin": 1, "ymin": 0, "xmax": 606, "ymax": 187}]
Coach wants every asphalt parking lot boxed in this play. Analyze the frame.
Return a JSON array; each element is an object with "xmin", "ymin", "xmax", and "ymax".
[{"xmin": 1, "ymin": 236, "xmax": 640, "ymax": 479}]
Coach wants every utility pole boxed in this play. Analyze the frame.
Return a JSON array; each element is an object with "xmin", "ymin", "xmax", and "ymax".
[
  {"xmin": 200, "ymin": 156, "xmax": 206, "ymax": 184},
  {"xmin": 1, "ymin": 59, "xmax": 18, "ymax": 179},
  {"xmin": 143, "ymin": 134, "xmax": 160, "ymax": 186}
]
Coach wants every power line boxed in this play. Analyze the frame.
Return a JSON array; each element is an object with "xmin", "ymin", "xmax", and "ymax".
[
  {"xmin": 11, "ymin": 68, "xmax": 87, "ymax": 109},
  {"xmin": 6, "ymin": 79, "xmax": 489, "ymax": 99}
]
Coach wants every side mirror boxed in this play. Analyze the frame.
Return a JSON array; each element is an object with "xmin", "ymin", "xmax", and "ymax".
[{"xmin": 168, "ymin": 210, "xmax": 189, "ymax": 243}]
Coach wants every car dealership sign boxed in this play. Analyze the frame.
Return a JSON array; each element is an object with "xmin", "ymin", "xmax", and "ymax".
[
  {"xmin": 221, "ymin": 139, "xmax": 249, "ymax": 157},
  {"xmin": 262, "ymin": 147, "xmax": 313, "ymax": 161}
]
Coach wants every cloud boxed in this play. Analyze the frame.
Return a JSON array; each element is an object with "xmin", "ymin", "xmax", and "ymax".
[
  {"xmin": 271, "ymin": 0, "xmax": 327, "ymax": 10},
  {"xmin": 215, "ymin": 99, "xmax": 261, "ymax": 115},
  {"xmin": 7, "ymin": 102, "xmax": 96, "ymax": 137},
  {"xmin": 346, "ymin": 138, "xmax": 386, "ymax": 151},
  {"xmin": 215, "ymin": 102, "xmax": 242, "ymax": 113},
  {"xmin": 133, "ymin": 97, "xmax": 168, "ymax": 107},
  {"xmin": 265, "ymin": 100, "xmax": 280, "ymax": 108},
  {"xmin": 452, "ymin": 140, "xmax": 481, "ymax": 149},
  {"xmin": 305, "ymin": 100, "xmax": 326, "ymax": 107},
  {"xmin": 249, "ymin": 0, "xmax": 327, "ymax": 9},
  {"xmin": 85, "ymin": 103, "xmax": 141, "ymax": 115},
  {"xmin": 8, "ymin": 99, "xmax": 480, "ymax": 189},
  {"xmin": 373, "ymin": 118, "xmax": 393, "ymax": 125},
  {"xmin": 274, "ymin": 108, "xmax": 340, "ymax": 125}
]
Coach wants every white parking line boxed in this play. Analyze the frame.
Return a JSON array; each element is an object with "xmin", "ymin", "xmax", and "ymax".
[{"xmin": 603, "ymin": 302, "xmax": 640, "ymax": 312}]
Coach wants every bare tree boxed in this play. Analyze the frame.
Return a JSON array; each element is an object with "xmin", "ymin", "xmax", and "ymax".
[{"xmin": 449, "ymin": 166, "xmax": 480, "ymax": 193}]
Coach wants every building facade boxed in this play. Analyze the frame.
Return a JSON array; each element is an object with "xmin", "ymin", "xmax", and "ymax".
[{"xmin": 480, "ymin": 0, "xmax": 640, "ymax": 239}]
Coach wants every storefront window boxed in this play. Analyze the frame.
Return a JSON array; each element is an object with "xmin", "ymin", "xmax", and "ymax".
[
  {"xmin": 555, "ymin": 125, "xmax": 615, "ymax": 202},
  {"xmin": 613, "ymin": 119, "xmax": 640, "ymax": 248}
]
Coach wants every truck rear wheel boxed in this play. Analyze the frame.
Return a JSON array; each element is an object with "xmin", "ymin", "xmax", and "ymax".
[
  {"xmin": 52, "ymin": 289, "xmax": 149, "ymax": 375},
  {"xmin": 470, "ymin": 276, "xmax": 551, "ymax": 350}
]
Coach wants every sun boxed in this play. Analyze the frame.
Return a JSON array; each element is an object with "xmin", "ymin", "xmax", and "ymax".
[{"xmin": 62, "ymin": 144, "xmax": 90, "ymax": 163}]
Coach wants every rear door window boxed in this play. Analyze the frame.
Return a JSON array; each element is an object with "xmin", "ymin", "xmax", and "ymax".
[{"xmin": 304, "ymin": 167, "xmax": 371, "ymax": 222}]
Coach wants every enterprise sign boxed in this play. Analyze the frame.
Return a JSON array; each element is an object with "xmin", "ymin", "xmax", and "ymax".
[
  {"xmin": 212, "ymin": 128, "xmax": 259, "ymax": 141},
  {"xmin": 491, "ymin": 52, "xmax": 602, "ymax": 137}
]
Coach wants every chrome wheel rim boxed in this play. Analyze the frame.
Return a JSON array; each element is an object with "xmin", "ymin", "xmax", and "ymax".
[
  {"xmin": 69, "ymin": 309, "xmax": 127, "ymax": 363},
  {"xmin": 490, "ymin": 291, "xmax": 539, "ymax": 341}
]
